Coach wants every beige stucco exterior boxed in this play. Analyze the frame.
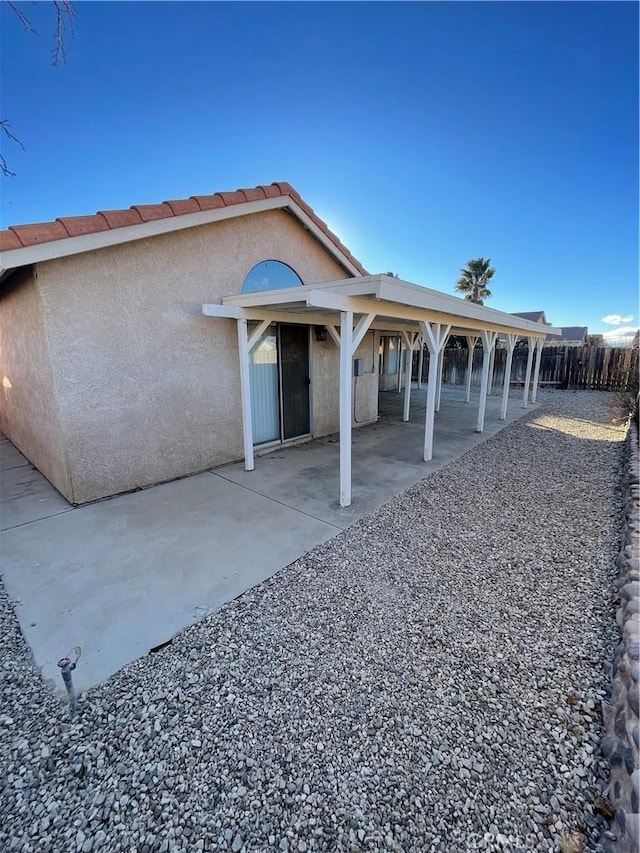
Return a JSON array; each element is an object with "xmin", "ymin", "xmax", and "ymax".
[
  {"xmin": 0, "ymin": 266, "xmax": 71, "ymax": 496},
  {"xmin": 311, "ymin": 329, "xmax": 379, "ymax": 436},
  {"xmin": 1, "ymin": 208, "xmax": 380, "ymax": 504}
]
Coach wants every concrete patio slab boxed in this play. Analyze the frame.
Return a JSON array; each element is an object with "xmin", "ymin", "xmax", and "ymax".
[
  {"xmin": 218, "ymin": 386, "xmax": 534, "ymax": 528},
  {"xmin": 1, "ymin": 470, "xmax": 338, "ymax": 692},
  {"xmin": 1, "ymin": 434, "xmax": 31, "ymax": 471},
  {"xmin": 1, "ymin": 436, "xmax": 73, "ymax": 530},
  {"xmin": 1, "ymin": 385, "xmax": 537, "ymax": 693}
]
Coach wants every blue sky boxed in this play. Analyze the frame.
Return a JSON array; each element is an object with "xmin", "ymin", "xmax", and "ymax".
[{"xmin": 1, "ymin": 1, "xmax": 638, "ymax": 341}]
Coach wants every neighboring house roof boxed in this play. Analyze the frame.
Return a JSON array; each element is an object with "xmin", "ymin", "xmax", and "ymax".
[
  {"xmin": 0, "ymin": 182, "xmax": 367, "ymax": 277},
  {"xmin": 512, "ymin": 310, "xmax": 548, "ymax": 324},
  {"xmin": 556, "ymin": 326, "xmax": 588, "ymax": 343}
]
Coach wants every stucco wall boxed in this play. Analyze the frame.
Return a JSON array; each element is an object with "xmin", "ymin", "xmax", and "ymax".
[
  {"xmin": 0, "ymin": 267, "xmax": 71, "ymax": 495},
  {"xmin": 34, "ymin": 209, "xmax": 356, "ymax": 503},
  {"xmin": 379, "ymin": 373, "xmax": 400, "ymax": 392},
  {"xmin": 311, "ymin": 330, "xmax": 379, "ymax": 436}
]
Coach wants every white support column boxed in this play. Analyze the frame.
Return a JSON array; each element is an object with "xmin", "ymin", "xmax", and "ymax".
[
  {"xmin": 435, "ymin": 345, "xmax": 446, "ymax": 412},
  {"xmin": 397, "ymin": 339, "xmax": 403, "ymax": 392},
  {"xmin": 402, "ymin": 339, "xmax": 412, "ymax": 421},
  {"xmin": 236, "ymin": 318, "xmax": 255, "ymax": 472},
  {"xmin": 465, "ymin": 335, "xmax": 479, "ymax": 402},
  {"xmin": 522, "ymin": 336, "xmax": 535, "ymax": 407},
  {"xmin": 401, "ymin": 331, "xmax": 419, "ymax": 422},
  {"xmin": 531, "ymin": 337, "xmax": 544, "ymax": 402},
  {"xmin": 500, "ymin": 333, "xmax": 517, "ymax": 420},
  {"xmin": 477, "ymin": 330, "xmax": 498, "ymax": 432},
  {"xmin": 487, "ymin": 345, "xmax": 496, "ymax": 395},
  {"xmin": 339, "ymin": 310, "xmax": 354, "ymax": 508},
  {"xmin": 420, "ymin": 321, "xmax": 451, "ymax": 461},
  {"xmin": 417, "ymin": 341, "xmax": 424, "ymax": 390}
]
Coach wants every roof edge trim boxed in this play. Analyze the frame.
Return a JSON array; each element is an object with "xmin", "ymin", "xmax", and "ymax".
[{"xmin": 0, "ymin": 195, "xmax": 365, "ymax": 278}]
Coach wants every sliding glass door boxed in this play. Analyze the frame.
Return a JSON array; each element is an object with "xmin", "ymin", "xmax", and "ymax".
[
  {"xmin": 248, "ymin": 324, "xmax": 310, "ymax": 446},
  {"xmin": 249, "ymin": 326, "xmax": 280, "ymax": 445}
]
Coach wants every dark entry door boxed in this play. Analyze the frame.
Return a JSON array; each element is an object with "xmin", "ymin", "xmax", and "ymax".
[{"xmin": 279, "ymin": 325, "xmax": 310, "ymax": 440}]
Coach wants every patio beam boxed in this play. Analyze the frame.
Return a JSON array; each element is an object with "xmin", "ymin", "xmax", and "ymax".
[
  {"xmin": 419, "ymin": 321, "xmax": 451, "ymax": 461},
  {"xmin": 500, "ymin": 334, "xmax": 518, "ymax": 420},
  {"xmin": 247, "ymin": 319, "xmax": 271, "ymax": 352},
  {"xmin": 325, "ymin": 324, "xmax": 341, "ymax": 348},
  {"xmin": 351, "ymin": 313, "xmax": 376, "ymax": 355},
  {"xmin": 204, "ymin": 304, "xmax": 549, "ymax": 343},
  {"xmin": 305, "ymin": 289, "xmax": 549, "ymax": 338},
  {"xmin": 477, "ymin": 330, "xmax": 498, "ymax": 432},
  {"xmin": 204, "ymin": 303, "xmax": 342, "ymax": 328}
]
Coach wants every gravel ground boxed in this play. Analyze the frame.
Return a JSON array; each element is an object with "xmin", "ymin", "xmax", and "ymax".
[{"xmin": 0, "ymin": 391, "xmax": 628, "ymax": 853}]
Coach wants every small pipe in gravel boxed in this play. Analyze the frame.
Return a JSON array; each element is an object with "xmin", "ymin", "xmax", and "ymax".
[{"xmin": 57, "ymin": 647, "xmax": 81, "ymax": 712}]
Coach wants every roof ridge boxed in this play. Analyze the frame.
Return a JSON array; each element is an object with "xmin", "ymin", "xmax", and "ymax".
[{"xmin": 0, "ymin": 182, "xmax": 368, "ymax": 275}]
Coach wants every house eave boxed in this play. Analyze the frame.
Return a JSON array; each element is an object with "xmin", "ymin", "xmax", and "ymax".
[{"xmin": 0, "ymin": 196, "xmax": 363, "ymax": 278}]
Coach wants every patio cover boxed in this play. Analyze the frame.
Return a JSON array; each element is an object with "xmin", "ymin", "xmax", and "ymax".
[{"xmin": 203, "ymin": 274, "xmax": 559, "ymax": 507}]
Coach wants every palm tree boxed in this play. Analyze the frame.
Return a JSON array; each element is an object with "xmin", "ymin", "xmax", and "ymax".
[{"xmin": 455, "ymin": 258, "xmax": 495, "ymax": 305}]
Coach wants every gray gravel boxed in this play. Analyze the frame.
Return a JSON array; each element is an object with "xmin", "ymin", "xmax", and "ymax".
[{"xmin": 0, "ymin": 391, "xmax": 627, "ymax": 852}]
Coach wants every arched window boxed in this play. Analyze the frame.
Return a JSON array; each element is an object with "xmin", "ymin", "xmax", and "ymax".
[{"xmin": 242, "ymin": 260, "xmax": 303, "ymax": 294}]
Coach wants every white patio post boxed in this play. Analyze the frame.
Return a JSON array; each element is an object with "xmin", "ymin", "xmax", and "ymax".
[
  {"xmin": 500, "ymin": 333, "xmax": 517, "ymax": 420},
  {"xmin": 487, "ymin": 346, "xmax": 496, "ymax": 394},
  {"xmin": 417, "ymin": 341, "xmax": 424, "ymax": 390},
  {"xmin": 465, "ymin": 335, "xmax": 479, "ymax": 402},
  {"xmin": 435, "ymin": 335, "xmax": 449, "ymax": 413},
  {"xmin": 397, "ymin": 338, "xmax": 403, "ymax": 392},
  {"xmin": 531, "ymin": 337, "xmax": 544, "ymax": 403},
  {"xmin": 477, "ymin": 330, "xmax": 498, "ymax": 432},
  {"xmin": 401, "ymin": 332, "xmax": 418, "ymax": 422},
  {"xmin": 522, "ymin": 335, "xmax": 535, "ymax": 407},
  {"xmin": 339, "ymin": 310, "xmax": 354, "ymax": 508},
  {"xmin": 236, "ymin": 318, "xmax": 254, "ymax": 472},
  {"xmin": 420, "ymin": 321, "xmax": 451, "ymax": 461}
]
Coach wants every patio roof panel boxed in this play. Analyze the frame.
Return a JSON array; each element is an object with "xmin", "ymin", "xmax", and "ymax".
[{"xmin": 222, "ymin": 274, "xmax": 559, "ymax": 339}]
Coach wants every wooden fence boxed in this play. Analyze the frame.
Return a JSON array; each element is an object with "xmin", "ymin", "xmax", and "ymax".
[{"xmin": 413, "ymin": 345, "xmax": 639, "ymax": 393}]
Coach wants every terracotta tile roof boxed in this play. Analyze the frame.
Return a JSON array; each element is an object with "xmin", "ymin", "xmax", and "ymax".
[{"xmin": 0, "ymin": 182, "xmax": 368, "ymax": 275}]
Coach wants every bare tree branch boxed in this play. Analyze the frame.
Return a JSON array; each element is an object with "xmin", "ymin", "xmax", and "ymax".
[
  {"xmin": 0, "ymin": 120, "xmax": 24, "ymax": 177},
  {"xmin": 52, "ymin": 0, "xmax": 75, "ymax": 66},
  {"xmin": 0, "ymin": 121, "xmax": 24, "ymax": 149},
  {"xmin": 0, "ymin": 154, "xmax": 16, "ymax": 178},
  {"xmin": 5, "ymin": 0, "xmax": 37, "ymax": 33},
  {"xmin": 1, "ymin": 2, "xmax": 76, "ymax": 175}
]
